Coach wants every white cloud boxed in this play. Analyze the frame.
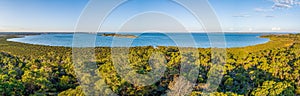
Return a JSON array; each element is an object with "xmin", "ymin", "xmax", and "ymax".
[
  {"xmin": 249, "ymin": 28, "xmax": 253, "ymax": 32},
  {"xmin": 273, "ymin": 3, "xmax": 292, "ymax": 8},
  {"xmin": 232, "ymin": 15, "xmax": 250, "ymax": 17},
  {"xmin": 232, "ymin": 14, "xmax": 250, "ymax": 18},
  {"xmin": 229, "ymin": 28, "xmax": 235, "ymax": 31},
  {"xmin": 254, "ymin": 8, "xmax": 274, "ymax": 12},
  {"xmin": 272, "ymin": 0, "xmax": 300, "ymax": 8},
  {"xmin": 265, "ymin": 15, "xmax": 275, "ymax": 18},
  {"xmin": 272, "ymin": 27, "xmax": 281, "ymax": 31}
]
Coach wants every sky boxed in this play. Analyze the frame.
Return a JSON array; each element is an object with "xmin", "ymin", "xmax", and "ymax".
[{"xmin": 0, "ymin": 0, "xmax": 299, "ymax": 32}]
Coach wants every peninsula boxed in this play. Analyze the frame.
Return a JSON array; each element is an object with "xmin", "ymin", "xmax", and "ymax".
[{"xmin": 101, "ymin": 33, "xmax": 137, "ymax": 38}]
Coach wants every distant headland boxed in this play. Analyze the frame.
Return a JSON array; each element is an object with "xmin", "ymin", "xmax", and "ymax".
[{"xmin": 100, "ymin": 33, "xmax": 137, "ymax": 38}]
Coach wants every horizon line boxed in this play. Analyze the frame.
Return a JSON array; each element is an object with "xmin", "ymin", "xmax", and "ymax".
[{"xmin": 0, "ymin": 31, "xmax": 299, "ymax": 33}]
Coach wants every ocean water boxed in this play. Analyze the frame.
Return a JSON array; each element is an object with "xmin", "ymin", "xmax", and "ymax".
[{"xmin": 7, "ymin": 33, "xmax": 270, "ymax": 48}]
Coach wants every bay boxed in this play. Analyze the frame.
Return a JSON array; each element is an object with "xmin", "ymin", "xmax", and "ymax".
[{"xmin": 7, "ymin": 33, "xmax": 271, "ymax": 48}]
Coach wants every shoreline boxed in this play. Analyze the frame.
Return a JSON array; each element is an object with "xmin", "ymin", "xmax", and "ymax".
[
  {"xmin": 0, "ymin": 33, "xmax": 296, "ymax": 58},
  {"xmin": 1, "ymin": 32, "xmax": 293, "ymax": 49}
]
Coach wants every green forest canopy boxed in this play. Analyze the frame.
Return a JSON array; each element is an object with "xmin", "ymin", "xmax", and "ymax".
[{"xmin": 0, "ymin": 34, "xmax": 299, "ymax": 95}]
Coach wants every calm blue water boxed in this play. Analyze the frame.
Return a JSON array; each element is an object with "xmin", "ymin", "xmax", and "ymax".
[{"xmin": 7, "ymin": 33, "xmax": 270, "ymax": 48}]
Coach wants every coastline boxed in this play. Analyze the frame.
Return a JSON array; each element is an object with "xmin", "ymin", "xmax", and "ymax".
[{"xmin": 1, "ymin": 32, "xmax": 287, "ymax": 49}]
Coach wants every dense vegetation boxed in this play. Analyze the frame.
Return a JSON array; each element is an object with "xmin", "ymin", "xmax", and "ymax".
[{"xmin": 0, "ymin": 34, "xmax": 300, "ymax": 95}]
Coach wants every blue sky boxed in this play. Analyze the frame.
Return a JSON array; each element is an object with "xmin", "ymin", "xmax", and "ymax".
[{"xmin": 0, "ymin": 0, "xmax": 299, "ymax": 32}]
